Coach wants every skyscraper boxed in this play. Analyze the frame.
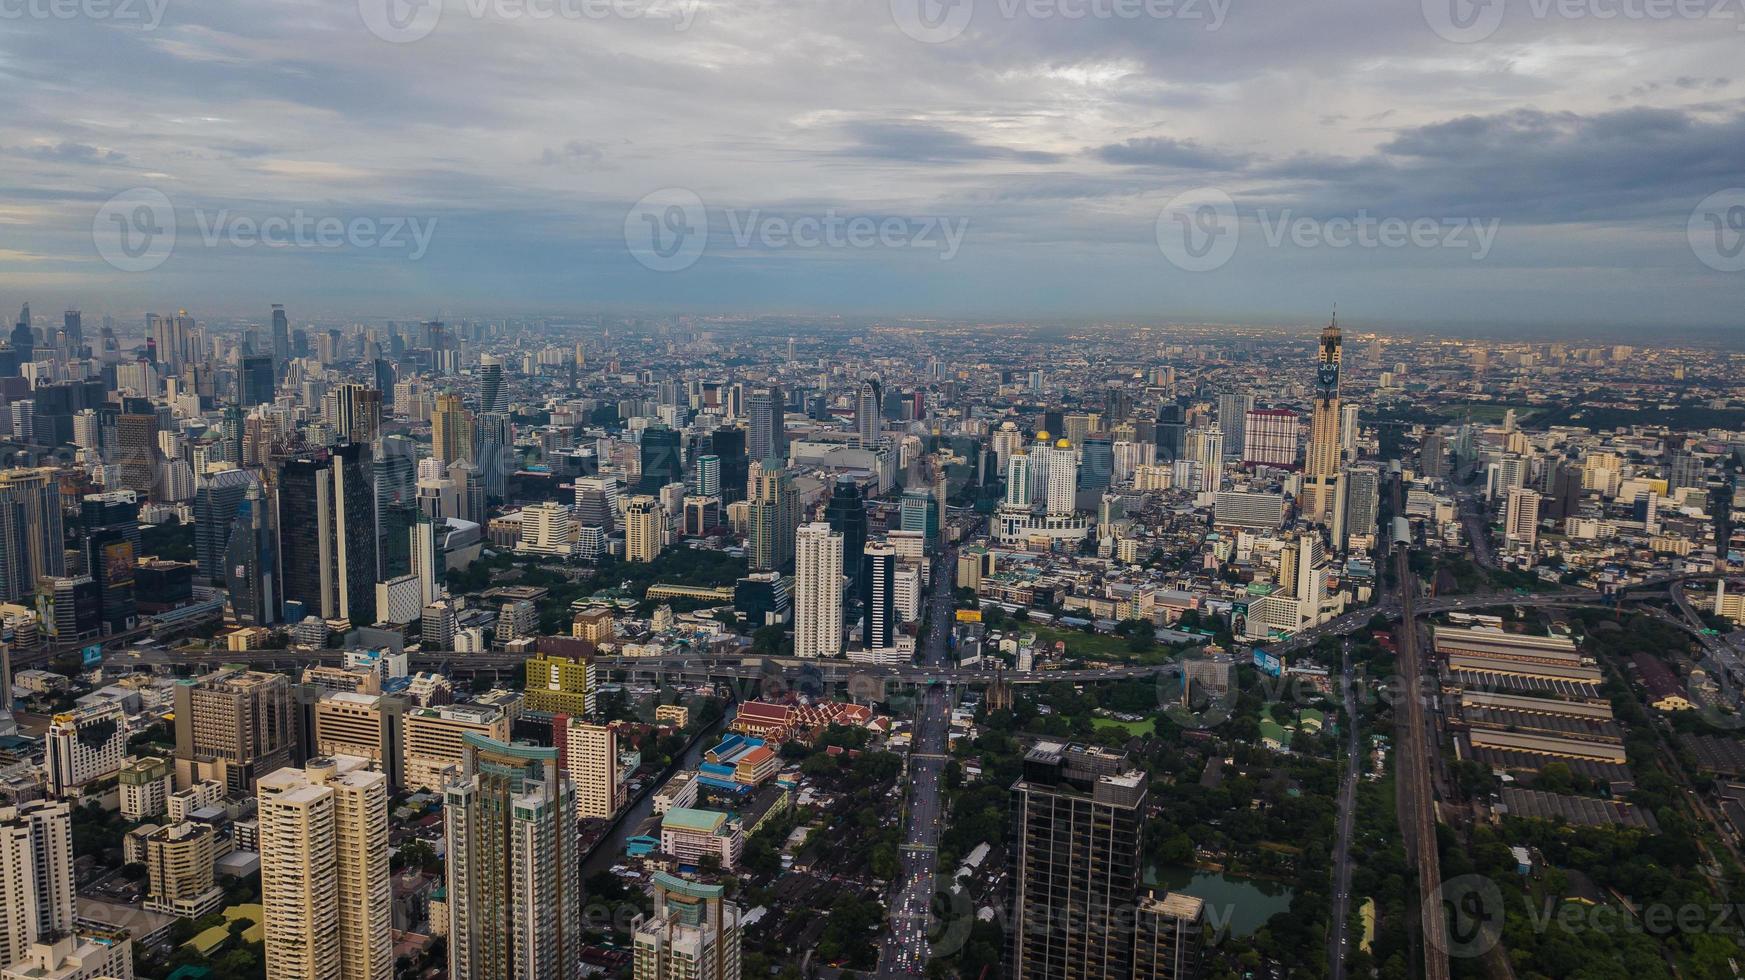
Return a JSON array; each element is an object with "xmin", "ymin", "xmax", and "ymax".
[
  {"xmin": 477, "ymin": 353, "xmax": 505, "ymax": 414},
  {"xmin": 825, "ymin": 476, "xmax": 867, "ymax": 591},
  {"xmin": 258, "ymin": 756, "xmax": 393, "ymax": 980},
  {"xmin": 277, "ymin": 444, "xmax": 377, "ymax": 627},
  {"xmin": 432, "ymin": 392, "xmax": 475, "ymax": 467},
  {"xmin": 747, "ymin": 385, "xmax": 784, "ymax": 464},
  {"xmin": 556, "ymin": 716, "xmax": 619, "ymax": 820},
  {"xmin": 794, "ymin": 523, "xmax": 843, "ymax": 659},
  {"xmin": 640, "ymin": 425, "xmax": 684, "ymax": 493},
  {"xmin": 625, "ymin": 495, "xmax": 667, "ymax": 562},
  {"xmin": 240, "ymin": 354, "xmax": 276, "ymax": 407},
  {"xmin": 1505, "ymin": 487, "xmax": 1541, "ymax": 550},
  {"xmin": 271, "ymin": 304, "xmax": 291, "ymax": 375},
  {"xmin": 632, "ymin": 872, "xmax": 743, "ymax": 980},
  {"xmin": 1216, "ymin": 392, "xmax": 1254, "ymax": 460},
  {"xmin": 1005, "ymin": 743, "xmax": 1147, "ymax": 979},
  {"xmin": 226, "ymin": 481, "xmax": 279, "ymax": 626},
  {"xmin": 855, "ymin": 378, "xmax": 882, "ymax": 447},
  {"xmin": 860, "ymin": 543, "xmax": 897, "ymax": 654},
  {"xmin": 712, "ymin": 426, "xmax": 749, "ymax": 504},
  {"xmin": 1303, "ymin": 316, "xmax": 1343, "ymax": 523},
  {"xmin": 693, "ymin": 454, "xmax": 721, "ymax": 499},
  {"xmin": 0, "ymin": 468, "xmax": 65, "ymax": 603},
  {"xmin": 444, "ymin": 734, "xmax": 581, "ymax": 979},
  {"xmin": 173, "ymin": 668, "xmax": 298, "ymax": 797},
  {"xmin": 746, "ymin": 466, "xmax": 798, "ymax": 572},
  {"xmin": 194, "ymin": 467, "xmax": 255, "ymax": 582},
  {"xmin": 1042, "ymin": 439, "xmax": 1078, "ymax": 516}
]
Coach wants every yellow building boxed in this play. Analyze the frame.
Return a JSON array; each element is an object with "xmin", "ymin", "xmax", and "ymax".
[{"xmin": 522, "ymin": 654, "xmax": 596, "ymax": 717}]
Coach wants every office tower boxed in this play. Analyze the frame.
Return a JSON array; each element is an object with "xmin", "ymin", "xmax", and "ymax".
[
  {"xmin": 0, "ymin": 801, "xmax": 74, "ymax": 970},
  {"xmin": 1669, "ymin": 451, "xmax": 1704, "ymax": 492},
  {"xmin": 1154, "ymin": 404, "xmax": 1186, "ymax": 463},
  {"xmin": 1216, "ymin": 393, "xmax": 1254, "ymax": 459},
  {"xmin": 855, "ymin": 378, "xmax": 882, "ymax": 447},
  {"xmin": 746, "ymin": 466, "xmax": 798, "ymax": 572},
  {"xmin": 640, "ymin": 425, "xmax": 684, "ymax": 493},
  {"xmin": 143, "ymin": 821, "xmax": 224, "ymax": 917},
  {"xmin": 711, "ymin": 427, "xmax": 749, "ymax": 504},
  {"xmin": 313, "ymin": 693, "xmax": 402, "ymax": 789},
  {"xmin": 632, "ymin": 872, "xmax": 743, "ymax": 980},
  {"xmin": 374, "ymin": 436, "xmax": 419, "ymax": 580},
  {"xmin": 574, "ymin": 475, "xmax": 618, "ymax": 535},
  {"xmin": 327, "ymin": 383, "xmax": 383, "ymax": 445},
  {"xmin": 626, "ymin": 495, "xmax": 667, "ymax": 562},
  {"xmin": 0, "ymin": 468, "xmax": 65, "ymax": 602},
  {"xmin": 1504, "ymin": 487, "xmax": 1541, "ymax": 550},
  {"xmin": 1080, "ymin": 435, "xmax": 1114, "ymax": 492},
  {"xmin": 173, "ymin": 668, "xmax": 298, "ymax": 797},
  {"xmin": 432, "ymin": 392, "xmax": 475, "ymax": 466},
  {"xmin": 476, "ymin": 411, "xmax": 513, "ymax": 501},
  {"xmin": 794, "ymin": 523, "xmax": 844, "ymax": 659},
  {"xmin": 519, "ymin": 501, "xmax": 576, "ymax": 557},
  {"xmin": 62, "ymin": 309, "xmax": 81, "ymax": 350},
  {"xmin": 194, "ymin": 467, "xmax": 254, "ymax": 582},
  {"xmin": 523, "ymin": 654, "xmax": 597, "ymax": 716},
  {"xmin": 80, "ymin": 490, "xmax": 139, "ymax": 634},
  {"xmin": 1340, "ymin": 465, "xmax": 1380, "ymax": 550},
  {"xmin": 1548, "ymin": 462, "xmax": 1583, "ymax": 520},
  {"xmin": 556, "ymin": 716, "xmax": 618, "ymax": 820},
  {"xmin": 226, "ymin": 481, "xmax": 279, "ymax": 626},
  {"xmin": 1005, "ymin": 743, "xmax": 1147, "ymax": 979},
  {"xmin": 1302, "ymin": 316, "xmax": 1343, "ymax": 522},
  {"xmin": 1419, "ymin": 431, "xmax": 1448, "ymax": 479},
  {"xmin": 824, "ymin": 476, "xmax": 867, "ymax": 591},
  {"xmin": 1241, "ymin": 408, "xmax": 1297, "ymax": 467},
  {"xmin": 478, "ymin": 353, "xmax": 505, "ymax": 414},
  {"xmin": 116, "ymin": 411, "xmax": 161, "ymax": 497},
  {"xmin": 693, "ymin": 454, "xmax": 722, "ymax": 499},
  {"xmin": 271, "ymin": 304, "xmax": 291, "ymax": 374},
  {"xmin": 241, "ymin": 354, "xmax": 276, "ymax": 407},
  {"xmin": 747, "ymin": 385, "xmax": 784, "ymax": 464},
  {"xmin": 1133, "ymin": 891, "xmax": 1206, "ymax": 980},
  {"xmin": 860, "ymin": 543, "xmax": 897, "ymax": 653},
  {"xmin": 258, "ymin": 756, "xmax": 393, "ymax": 980},
  {"xmin": 444, "ymin": 735, "xmax": 582, "ymax": 979},
  {"xmin": 10, "ymin": 306, "xmax": 34, "ymax": 365},
  {"xmin": 900, "ymin": 488, "xmax": 941, "ymax": 547},
  {"xmin": 277, "ymin": 443, "xmax": 377, "ymax": 627},
  {"xmin": 45, "ymin": 701, "xmax": 127, "ymax": 798}
]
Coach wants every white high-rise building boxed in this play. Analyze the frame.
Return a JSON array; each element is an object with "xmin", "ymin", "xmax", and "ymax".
[
  {"xmin": 0, "ymin": 801, "xmax": 75, "ymax": 970},
  {"xmin": 1004, "ymin": 449, "xmax": 1031, "ymax": 509},
  {"xmin": 257, "ymin": 756, "xmax": 392, "ymax": 980},
  {"xmin": 45, "ymin": 700, "xmax": 127, "ymax": 798},
  {"xmin": 1504, "ymin": 487, "xmax": 1541, "ymax": 550},
  {"xmin": 794, "ymin": 523, "xmax": 844, "ymax": 659},
  {"xmin": 1043, "ymin": 439, "xmax": 1077, "ymax": 515},
  {"xmin": 516, "ymin": 501, "xmax": 574, "ymax": 556}
]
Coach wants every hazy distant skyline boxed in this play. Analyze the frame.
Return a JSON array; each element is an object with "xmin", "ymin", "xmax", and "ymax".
[{"xmin": 2, "ymin": 0, "xmax": 1743, "ymax": 330}]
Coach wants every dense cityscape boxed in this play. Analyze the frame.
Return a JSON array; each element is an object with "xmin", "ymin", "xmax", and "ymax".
[{"xmin": 0, "ymin": 307, "xmax": 1737, "ymax": 980}]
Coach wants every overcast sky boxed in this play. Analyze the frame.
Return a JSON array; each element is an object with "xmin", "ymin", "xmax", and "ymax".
[{"xmin": 2, "ymin": 0, "xmax": 1743, "ymax": 332}]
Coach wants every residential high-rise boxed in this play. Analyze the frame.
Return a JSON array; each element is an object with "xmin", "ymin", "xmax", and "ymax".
[
  {"xmin": 326, "ymin": 382, "xmax": 383, "ymax": 445},
  {"xmin": 1419, "ymin": 431, "xmax": 1449, "ymax": 479},
  {"xmin": 1337, "ymin": 465, "xmax": 1381, "ymax": 551},
  {"xmin": 0, "ymin": 801, "xmax": 74, "ymax": 971},
  {"xmin": 477, "ymin": 353, "xmax": 506, "ymax": 414},
  {"xmin": 824, "ymin": 476, "xmax": 867, "ymax": 591},
  {"xmin": 1504, "ymin": 487, "xmax": 1541, "ymax": 550},
  {"xmin": 632, "ymin": 871, "xmax": 743, "ymax": 980},
  {"xmin": 0, "ymin": 467, "xmax": 65, "ymax": 602},
  {"xmin": 173, "ymin": 668, "xmax": 298, "ymax": 797},
  {"xmin": 142, "ymin": 821, "xmax": 224, "ymax": 917},
  {"xmin": 1005, "ymin": 742, "xmax": 1147, "ymax": 979},
  {"xmin": 1004, "ymin": 447, "xmax": 1031, "ymax": 509},
  {"xmin": 794, "ymin": 523, "xmax": 844, "ymax": 659},
  {"xmin": 626, "ymin": 494, "xmax": 667, "ymax": 562},
  {"xmin": 444, "ymin": 735, "xmax": 582, "ymax": 979},
  {"xmin": 277, "ymin": 443, "xmax": 377, "ymax": 627},
  {"xmin": 1133, "ymin": 891, "xmax": 1206, "ymax": 980},
  {"xmin": 746, "ymin": 466, "xmax": 798, "ymax": 572},
  {"xmin": 401, "ymin": 704, "xmax": 509, "ymax": 793},
  {"xmin": 693, "ymin": 454, "xmax": 721, "ymax": 499},
  {"xmin": 1302, "ymin": 316, "xmax": 1344, "ymax": 523},
  {"xmin": 258, "ymin": 756, "xmax": 392, "ymax": 980},
  {"xmin": 432, "ymin": 392, "xmax": 475, "ymax": 467},
  {"xmin": 860, "ymin": 543, "xmax": 897, "ymax": 654},
  {"xmin": 556, "ymin": 715, "xmax": 619, "ymax": 820},
  {"xmin": 1042, "ymin": 439, "xmax": 1077, "ymax": 516}
]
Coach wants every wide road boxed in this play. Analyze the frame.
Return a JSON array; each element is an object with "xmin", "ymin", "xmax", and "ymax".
[
  {"xmin": 879, "ymin": 533, "xmax": 963, "ymax": 977},
  {"xmin": 1327, "ymin": 638, "xmax": 1360, "ymax": 980},
  {"xmin": 1392, "ymin": 478, "xmax": 1450, "ymax": 980}
]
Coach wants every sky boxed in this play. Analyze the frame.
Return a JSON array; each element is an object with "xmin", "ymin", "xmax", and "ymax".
[{"xmin": 1, "ymin": 0, "xmax": 1743, "ymax": 332}]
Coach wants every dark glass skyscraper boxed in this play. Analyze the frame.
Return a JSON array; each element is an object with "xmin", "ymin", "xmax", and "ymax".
[
  {"xmin": 712, "ymin": 426, "xmax": 748, "ymax": 504},
  {"xmin": 639, "ymin": 425, "xmax": 683, "ymax": 493},
  {"xmin": 194, "ymin": 468, "xmax": 255, "ymax": 582},
  {"xmin": 825, "ymin": 476, "xmax": 867, "ymax": 591},
  {"xmin": 240, "ymin": 354, "xmax": 275, "ymax": 407},
  {"xmin": 276, "ymin": 443, "xmax": 377, "ymax": 627}
]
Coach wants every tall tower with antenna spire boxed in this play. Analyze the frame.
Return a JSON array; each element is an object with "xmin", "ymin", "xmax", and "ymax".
[{"xmin": 1303, "ymin": 311, "xmax": 1344, "ymax": 527}]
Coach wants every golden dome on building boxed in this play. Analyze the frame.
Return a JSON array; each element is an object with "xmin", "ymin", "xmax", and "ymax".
[
  {"xmin": 1035, "ymin": 430, "xmax": 1051, "ymax": 442},
  {"xmin": 1056, "ymin": 438, "xmax": 1072, "ymax": 449}
]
